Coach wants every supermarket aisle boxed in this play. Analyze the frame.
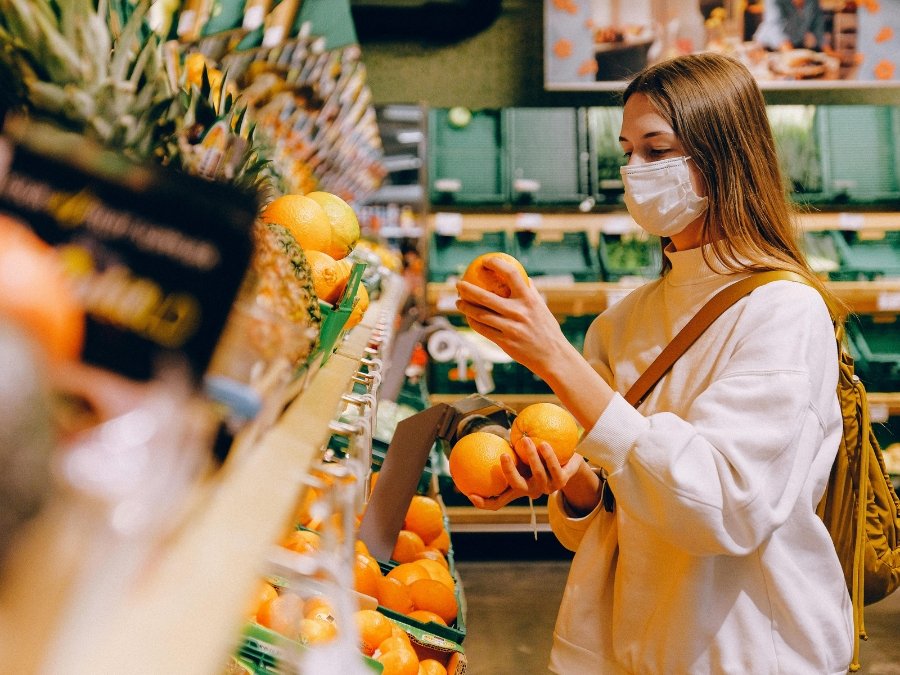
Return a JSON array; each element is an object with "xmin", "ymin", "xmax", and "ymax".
[{"xmin": 455, "ymin": 534, "xmax": 900, "ymax": 675}]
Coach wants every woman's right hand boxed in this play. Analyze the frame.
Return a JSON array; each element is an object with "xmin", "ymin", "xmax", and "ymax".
[{"xmin": 466, "ymin": 437, "xmax": 587, "ymax": 511}]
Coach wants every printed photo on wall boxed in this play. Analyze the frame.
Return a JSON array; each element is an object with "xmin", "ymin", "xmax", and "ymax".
[{"xmin": 545, "ymin": 0, "xmax": 900, "ymax": 90}]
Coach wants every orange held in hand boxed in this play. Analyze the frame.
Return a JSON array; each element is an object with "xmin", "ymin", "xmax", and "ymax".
[
  {"xmin": 510, "ymin": 402, "xmax": 581, "ymax": 464},
  {"xmin": 449, "ymin": 431, "xmax": 517, "ymax": 498},
  {"xmin": 460, "ymin": 252, "xmax": 529, "ymax": 298}
]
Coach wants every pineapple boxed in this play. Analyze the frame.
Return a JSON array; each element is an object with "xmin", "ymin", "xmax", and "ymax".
[
  {"xmin": 245, "ymin": 221, "xmax": 322, "ymax": 363},
  {"xmin": 0, "ymin": 0, "xmax": 178, "ymax": 162}
]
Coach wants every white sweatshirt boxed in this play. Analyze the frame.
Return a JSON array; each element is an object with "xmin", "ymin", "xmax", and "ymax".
[{"xmin": 548, "ymin": 244, "xmax": 854, "ymax": 674}]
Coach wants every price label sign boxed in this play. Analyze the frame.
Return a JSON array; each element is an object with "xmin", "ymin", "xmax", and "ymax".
[{"xmin": 0, "ymin": 121, "xmax": 256, "ymax": 382}]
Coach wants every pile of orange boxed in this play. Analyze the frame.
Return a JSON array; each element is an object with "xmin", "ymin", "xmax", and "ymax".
[
  {"xmin": 251, "ymin": 584, "xmax": 338, "ymax": 646},
  {"xmin": 260, "ymin": 191, "xmax": 369, "ymax": 323}
]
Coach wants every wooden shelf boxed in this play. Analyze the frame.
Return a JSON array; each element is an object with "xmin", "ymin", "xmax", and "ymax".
[
  {"xmin": 426, "ymin": 210, "xmax": 900, "ymax": 242},
  {"xmin": 427, "ymin": 279, "xmax": 900, "ymax": 317},
  {"xmin": 446, "ymin": 505, "xmax": 550, "ymax": 533}
]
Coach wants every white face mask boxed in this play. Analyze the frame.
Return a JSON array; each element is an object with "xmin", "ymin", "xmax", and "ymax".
[{"xmin": 620, "ymin": 156, "xmax": 708, "ymax": 238}]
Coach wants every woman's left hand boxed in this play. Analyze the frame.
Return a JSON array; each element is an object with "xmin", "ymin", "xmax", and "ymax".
[
  {"xmin": 455, "ymin": 256, "xmax": 569, "ymax": 378},
  {"xmin": 468, "ymin": 437, "xmax": 585, "ymax": 511}
]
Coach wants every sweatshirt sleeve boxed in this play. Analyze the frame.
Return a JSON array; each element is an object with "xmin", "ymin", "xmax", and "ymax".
[{"xmin": 577, "ymin": 282, "xmax": 838, "ymax": 557}]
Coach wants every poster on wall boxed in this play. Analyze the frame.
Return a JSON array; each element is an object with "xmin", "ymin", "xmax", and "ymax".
[{"xmin": 545, "ymin": 0, "xmax": 900, "ymax": 90}]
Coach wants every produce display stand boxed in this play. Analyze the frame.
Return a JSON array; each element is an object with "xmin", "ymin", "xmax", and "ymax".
[{"xmin": 2, "ymin": 276, "xmax": 407, "ymax": 674}]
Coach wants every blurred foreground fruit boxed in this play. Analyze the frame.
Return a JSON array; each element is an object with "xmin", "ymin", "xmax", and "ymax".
[
  {"xmin": 460, "ymin": 252, "xmax": 529, "ymax": 298},
  {"xmin": 0, "ymin": 214, "xmax": 84, "ymax": 362},
  {"xmin": 355, "ymin": 609, "xmax": 393, "ymax": 656},
  {"xmin": 449, "ymin": 431, "xmax": 517, "ymax": 498},
  {"xmin": 510, "ymin": 402, "xmax": 581, "ymax": 464}
]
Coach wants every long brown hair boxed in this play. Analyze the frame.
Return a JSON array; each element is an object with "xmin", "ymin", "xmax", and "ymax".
[{"xmin": 622, "ymin": 53, "xmax": 840, "ymax": 311}]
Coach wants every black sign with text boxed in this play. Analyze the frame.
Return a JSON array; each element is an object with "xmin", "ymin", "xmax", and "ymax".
[{"xmin": 0, "ymin": 120, "xmax": 257, "ymax": 382}]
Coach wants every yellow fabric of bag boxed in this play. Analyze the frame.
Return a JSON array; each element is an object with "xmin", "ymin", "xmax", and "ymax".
[{"xmin": 815, "ymin": 320, "xmax": 900, "ymax": 671}]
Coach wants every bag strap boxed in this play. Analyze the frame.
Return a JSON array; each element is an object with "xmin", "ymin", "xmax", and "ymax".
[{"xmin": 623, "ymin": 270, "xmax": 808, "ymax": 407}]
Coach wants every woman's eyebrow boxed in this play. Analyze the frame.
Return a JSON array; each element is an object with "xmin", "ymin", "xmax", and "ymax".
[{"xmin": 618, "ymin": 130, "xmax": 673, "ymax": 142}]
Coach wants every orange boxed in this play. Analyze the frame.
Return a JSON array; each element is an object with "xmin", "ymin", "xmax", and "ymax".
[
  {"xmin": 408, "ymin": 579, "xmax": 457, "ymax": 624},
  {"xmin": 354, "ymin": 552, "xmax": 383, "ymax": 598},
  {"xmin": 426, "ymin": 530, "xmax": 450, "ymax": 556},
  {"xmin": 247, "ymin": 580, "xmax": 279, "ymax": 618},
  {"xmin": 256, "ymin": 592, "xmax": 305, "ymax": 638},
  {"xmin": 407, "ymin": 610, "xmax": 447, "ymax": 627},
  {"xmin": 299, "ymin": 617, "xmax": 337, "ymax": 645},
  {"xmin": 377, "ymin": 643, "xmax": 419, "ymax": 675},
  {"xmin": 260, "ymin": 194, "xmax": 332, "ymax": 253},
  {"xmin": 375, "ymin": 576, "xmax": 414, "ymax": 614},
  {"xmin": 305, "ymin": 250, "xmax": 350, "ymax": 305},
  {"xmin": 0, "ymin": 214, "xmax": 85, "ymax": 362},
  {"xmin": 344, "ymin": 283, "xmax": 369, "ymax": 330},
  {"xmin": 510, "ymin": 402, "xmax": 581, "ymax": 464},
  {"xmin": 403, "ymin": 495, "xmax": 445, "ymax": 543},
  {"xmin": 388, "ymin": 625, "xmax": 412, "ymax": 644},
  {"xmin": 355, "ymin": 538, "xmax": 372, "ymax": 557},
  {"xmin": 305, "ymin": 191, "xmax": 361, "ymax": 260},
  {"xmin": 303, "ymin": 595, "xmax": 335, "ymax": 620},
  {"xmin": 448, "ymin": 432, "xmax": 517, "ymax": 498},
  {"xmin": 280, "ymin": 529, "xmax": 321, "ymax": 555},
  {"xmin": 392, "ymin": 530, "xmax": 426, "ymax": 563},
  {"xmin": 460, "ymin": 252, "xmax": 529, "ymax": 298},
  {"xmin": 355, "ymin": 609, "xmax": 393, "ymax": 656},
  {"xmin": 418, "ymin": 658, "xmax": 448, "ymax": 675},
  {"xmin": 414, "ymin": 548, "xmax": 449, "ymax": 569},
  {"xmin": 386, "ymin": 562, "xmax": 431, "ymax": 587},
  {"xmin": 412, "ymin": 560, "xmax": 454, "ymax": 591}
]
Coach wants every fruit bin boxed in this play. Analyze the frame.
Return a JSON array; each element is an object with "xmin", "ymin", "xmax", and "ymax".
[
  {"xmin": 427, "ymin": 231, "xmax": 511, "ymax": 282},
  {"xmin": 238, "ymin": 621, "xmax": 385, "ymax": 674},
  {"xmin": 597, "ymin": 232, "xmax": 662, "ymax": 281},
  {"xmin": 512, "ymin": 230, "xmax": 599, "ymax": 281},
  {"xmin": 310, "ymin": 262, "xmax": 367, "ymax": 367},
  {"xmin": 846, "ymin": 314, "xmax": 900, "ymax": 392},
  {"xmin": 375, "ymin": 558, "xmax": 468, "ymax": 646}
]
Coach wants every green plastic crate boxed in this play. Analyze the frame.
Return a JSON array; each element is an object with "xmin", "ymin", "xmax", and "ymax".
[
  {"xmin": 505, "ymin": 107, "xmax": 589, "ymax": 205},
  {"xmin": 818, "ymin": 106, "xmax": 900, "ymax": 203},
  {"xmin": 597, "ymin": 232, "xmax": 662, "ymax": 281},
  {"xmin": 429, "ymin": 108, "xmax": 507, "ymax": 205},
  {"xmin": 512, "ymin": 230, "xmax": 599, "ymax": 281},
  {"xmin": 846, "ymin": 314, "xmax": 900, "ymax": 392},
  {"xmin": 307, "ymin": 262, "xmax": 366, "ymax": 367},
  {"xmin": 828, "ymin": 230, "xmax": 900, "ymax": 280},
  {"xmin": 803, "ymin": 231, "xmax": 843, "ymax": 278},
  {"xmin": 427, "ymin": 231, "xmax": 510, "ymax": 282}
]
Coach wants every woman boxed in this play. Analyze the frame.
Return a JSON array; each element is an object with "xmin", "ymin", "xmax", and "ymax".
[{"xmin": 455, "ymin": 53, "xmax": 853, "ymax": 674}]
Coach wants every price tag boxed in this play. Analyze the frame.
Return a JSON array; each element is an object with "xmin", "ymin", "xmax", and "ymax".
[
  {"xmin": 600, "ymin": 215, "xmax": 637, "ymax": 234},
  {"xmin": 838, "ymin": 213, "xmax": 865, "ymax": 230},
  {"xmin": 433, "ymin": 178, "xmax": 462, "ymax": 193},
  {"xmin": 877, "ymin": 292, "xmax": 900, "ymax": 311},
  {"xmin": 869, "ymin": 403, "xmax": 890, "ymax": 424},
  {"xmin": 436, "ymin": 292, "xmax": 459, "ymax": 312},
  {"xmin": 515, "ymin": 212, "xmax": 543, "ymax": 230},
  {"xmin": 434, "ymin": 212, "xmax": 463, "ymax": 237}
]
